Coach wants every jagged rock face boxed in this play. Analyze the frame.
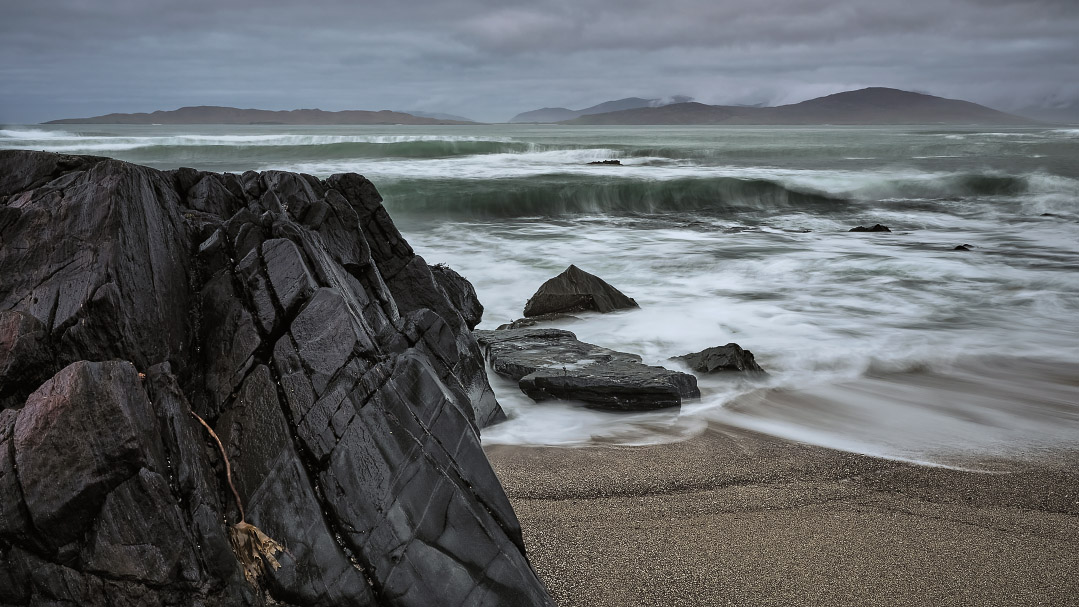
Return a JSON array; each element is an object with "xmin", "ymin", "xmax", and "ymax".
[
  {"xmin": 523, "ymin": 264, "xmax": 639, "ymax": 317},
  {"xmin": 476, "ymin": 328, "xmax": 700, "ymax": 411},
  {"xmin": 429, "ymin": 263, "xmax": 484, "ymax": 331},
  {"xmin": 0, "ymin": 150, "xmax": 548, "ymax": 606}
]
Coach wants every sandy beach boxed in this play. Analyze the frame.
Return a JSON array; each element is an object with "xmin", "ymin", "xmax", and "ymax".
[{"xmin": 486, "ymin": 424, "xmax": 1079, "ymax": 607}]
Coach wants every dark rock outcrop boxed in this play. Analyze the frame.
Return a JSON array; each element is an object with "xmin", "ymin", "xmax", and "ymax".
[
  {"xmin": 0, "ymin": 150, "xmax": 548, "ymax": 606},
  {"xmin": 475, "ymin": 328, "xmax": 699, "ymax": 411},
  {"xmin": 429, "ymin": 263, "xmax": 484, "ymax": 331},
  {"xmin": 954, "ymin": 244, "xmax": 974, "ymax": 251},
  {"xmin": 0, "ymin": 311, "xmax": 54, "ymax": 409},
  {"xmin": 849, "ymin": 224, "xmax": 892, "ymax": 232},
  {"xmin": 672, "ymin": 344, "xmax": 766, "ymax": 375},
  {"xmin": 523, "ymin": 264, "xmax": 639, "ymax": 317}
]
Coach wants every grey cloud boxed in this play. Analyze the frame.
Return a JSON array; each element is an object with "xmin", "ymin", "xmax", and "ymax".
[{"xmin": 1, "ymin": 0, "xmax": 1077, "ymax": 123}]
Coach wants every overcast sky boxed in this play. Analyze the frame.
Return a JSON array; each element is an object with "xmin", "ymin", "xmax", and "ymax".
[{"xmin": 2, "ymin": 0, "xmax": 1077, "ymax": 123}]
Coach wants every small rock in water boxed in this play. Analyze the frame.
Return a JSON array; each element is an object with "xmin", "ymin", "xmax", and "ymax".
[
  {"xmin": 475, "ymin": 328, "xmax": 699, "ymax": 411},
  {"xmin": 672, "ymin": 343, "xmax": 766, "ymax": 374},
  {"xmin": 587, "ymin": 159, "xmax": 621, "ymax": 165},
  {"xmin": 523, "ymin": 264, "xmax": 639, "ymax": 317},
  {"xmin": 953, "ymin": 244, "xmax": 974, "ymax": 251},
  {"xmin": 849, "ymin": 224, "xmax": 892, "ymax": 232}
]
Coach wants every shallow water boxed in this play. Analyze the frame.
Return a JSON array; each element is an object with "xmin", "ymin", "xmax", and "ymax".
[{"xmin": 3, "ymin": 123, "xmax": 1077, "ymax": 465}]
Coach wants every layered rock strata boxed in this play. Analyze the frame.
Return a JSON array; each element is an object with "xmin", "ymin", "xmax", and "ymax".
[
  {"xmin": 476, "ymin": 328, "xmax": 699, "ymax": 411},
  {"xmin": 0, "ymin": 150, "xmax": 551, "ymax": 606}
]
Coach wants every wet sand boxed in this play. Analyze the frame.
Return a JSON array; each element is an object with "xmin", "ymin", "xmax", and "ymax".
[{"xmin": 485, "ymin": 424, "xmax": 1079, "ymax": 607}]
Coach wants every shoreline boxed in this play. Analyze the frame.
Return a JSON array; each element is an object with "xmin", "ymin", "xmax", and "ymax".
[{"xmin": 486, "ymin": 423, "xmax": 1079, "ymax": 606}]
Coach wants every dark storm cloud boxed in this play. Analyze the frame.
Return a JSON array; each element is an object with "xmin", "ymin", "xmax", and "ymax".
[{"xmin": 2, "ymin": 0, "xmax": 1076, "ymax": 123}]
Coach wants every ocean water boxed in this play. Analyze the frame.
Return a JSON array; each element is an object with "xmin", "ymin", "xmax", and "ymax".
[{"xmin": 3, "ymin": 124, "xmax": 1078, "ymax": 466}]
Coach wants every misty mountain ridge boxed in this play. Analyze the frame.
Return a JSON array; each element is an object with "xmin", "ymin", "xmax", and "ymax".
[
  {"xmin": 1014, "ymin": 100, "xmax": 1079, "ymax": 124},
  {"xmin": 45, "ymin": 106, "xmax": 475, "ymax": 125},
  {"xmin": 403, "ymin": 110, "xmax": 477, "ymax": 122},
  {"xmin": 509, "ymin": 96, "xmax": 693, "ymax": 123},
  {"xmin": 562, "ymin": 88, "xmax": 1035, "ymax": 125}
]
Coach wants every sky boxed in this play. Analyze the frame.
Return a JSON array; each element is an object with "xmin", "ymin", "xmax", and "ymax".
[{"xmin": 2, "ymin": 0, "xmax": 1078, "ymax": 123}]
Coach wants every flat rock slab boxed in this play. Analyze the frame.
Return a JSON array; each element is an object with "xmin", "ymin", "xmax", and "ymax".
[
  {"xmin": 475, "ymin": 328, "xmax": 699, "ymax": 411},
  {"xmin": 523, "ymin": 265, "xmax": 638, "ymax": 317}
]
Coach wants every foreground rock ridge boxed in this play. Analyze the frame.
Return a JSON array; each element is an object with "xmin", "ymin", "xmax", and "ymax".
[{"xmin": 0, "ymin": 150, "xmax": 552, "ymax": 606}]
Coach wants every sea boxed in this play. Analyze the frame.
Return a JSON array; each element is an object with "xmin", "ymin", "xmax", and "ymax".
[{"xmin": 2, "ymin": 123, "xmax": 1078, "ymax": 468}]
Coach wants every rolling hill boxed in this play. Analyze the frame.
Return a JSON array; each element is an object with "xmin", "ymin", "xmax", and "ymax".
[
  {"xmin": 562, "ymin": 88, "xmax": 1034, "ymax": 125},
  {"xmin": 45, "ymin": 106, "xmax": 475, "ymax": 125}
]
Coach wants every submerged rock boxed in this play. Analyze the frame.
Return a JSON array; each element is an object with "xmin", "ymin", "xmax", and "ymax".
[
  {"xmin": 849, "ymin": 224, "xmax": 892, "ymax": 232},
  {"xmin": 0, "ymin": 150, "xmax": 549, "ymax": 607},
  {"xmin": 523, "ymin": 264, "xmax": 639, "ymax": 317},
  {"xmin": 496, "ymin": 313, "xmax": 580, "ymax": 330},
  {"xmin": 475, "ymin": 328, "xmax": 699, "ymax": 411},
  {"xmin": 673, "ymin": 343, "xmax": 766, "ymax": 375}
]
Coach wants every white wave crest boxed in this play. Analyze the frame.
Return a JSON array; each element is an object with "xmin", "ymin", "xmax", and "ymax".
[
  {"xmin": 0, "ymin": 132, "xmax": 515, "ymax": 151},
  {"xmin": 0, "ymin": 128, "xmax": 76, "ymax": 139}
]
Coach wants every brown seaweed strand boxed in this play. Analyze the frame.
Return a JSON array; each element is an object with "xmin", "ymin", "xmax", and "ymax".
[{"xmin": 190, "ymin": 410, "xmax": 246, "ymax": 523}]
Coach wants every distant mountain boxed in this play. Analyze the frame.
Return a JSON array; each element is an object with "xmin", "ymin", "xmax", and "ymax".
[
  {"xmin": 44, "ymin": 106, "xmax": 474, "ymax": 125},
  {"xmin": 509, "ymin": 107, "xmax": 581, "ymax": 123},
  {"xmin": 510, "ymin": 97, "xmax": 690, "ymax": 123},
  {"xmin": 564, "ymin": 88, "xmax": 1035, "ymax": 125},
  {"xmin": 403, "ymin": 110, "xmax": 478, "ymax": 123}
]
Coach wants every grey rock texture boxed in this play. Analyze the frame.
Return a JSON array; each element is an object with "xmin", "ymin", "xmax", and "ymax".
[
  {"xmin": 672, "ymin": 344, "xmax": 766, "ymax": 375},
  {"xmin": 0, "ymin": 150, "xmax": 548, "ymax": 606},
  {"xmin": 475, "ymin": 328, "xmax": 699, "ymax": 411},
  {"xmin": 429, "ymin": 263, "xmax": 484, "ymax": 331},
  {"xmin": 523, "ymin": 264, "xmax": 639, "ymax": 317}
]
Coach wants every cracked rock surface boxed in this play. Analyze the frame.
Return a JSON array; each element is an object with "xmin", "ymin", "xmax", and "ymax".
[{"xmin": 0, "ymin": 150, "xmax": 549, "ymax": 606}]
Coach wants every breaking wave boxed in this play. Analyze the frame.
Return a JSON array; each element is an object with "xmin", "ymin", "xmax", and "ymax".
[
  {"xmin": 377, "ymin": 170, "xmax": 1074, "ymax": 219},
  {"xmin": 380, "ymin": 175, "xmax": 845, "ymax": 218},
  {"xmin": 0, "ymin": 131, "xmax": 537, "ymax": 159}
]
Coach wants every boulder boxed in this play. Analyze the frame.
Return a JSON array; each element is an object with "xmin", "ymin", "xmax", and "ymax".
[
  {"xmin": 849, "ymin": 224, "xmax": 891, "ymax": 232},
  {"xmin": 476, "ymin": 328, "xmax": 699, "ymax": 411},
  {"xmin": 0, "ymin": 150, "xmax": 549, "ymax": 607},
  {"xmin": 14, "ymin": 361, "xmax": 159, "ymax": 549},
  {"xmin": 523, "ymin": 264, "xmax": 639, "ymax": 317},
  {"xmin": 672, "ymin": 343, "xmax": 766, "ymax": 375}
]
